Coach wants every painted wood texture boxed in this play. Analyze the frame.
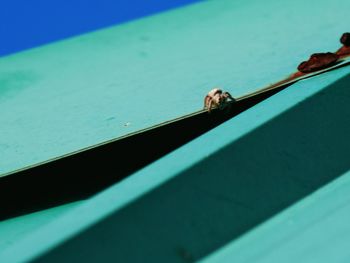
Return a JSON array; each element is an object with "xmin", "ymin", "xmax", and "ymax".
[
  {"xmin": 1, "ymin": 0, "xmax": 350, "ymax": 262},
  {"xmin": 1, "ymin": 58, "xmax": 349, "ymax": 263},
  {"xmin": 1, "ymin": 0, "xmax": 349, "ymax": 175},
  {"xmin": 202, "ymin": 170, "xmax": 350, "ymax": 263}
]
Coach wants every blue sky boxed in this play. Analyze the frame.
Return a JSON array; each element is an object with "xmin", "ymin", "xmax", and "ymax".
[{"xmin": 0, "ymin": 0, "xmax": 201, "ymax": 57}]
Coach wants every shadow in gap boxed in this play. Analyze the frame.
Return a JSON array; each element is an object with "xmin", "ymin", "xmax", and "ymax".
[
  {"xmin": 33, "ymin": 74, "xmax": 350, "ymax": 263},
  {"xmin": 0, "ymin": 78, "xmax": 291, "ymax": 221}
]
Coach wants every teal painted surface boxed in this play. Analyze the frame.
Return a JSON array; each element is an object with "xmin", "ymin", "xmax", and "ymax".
[
  {"xmin": 1, "ymin": 64, "xmax": 349, "ymax": 262},
  {"xmin": 1, "ymin": 0, "xmax": 349, "ymax": 175},
  {"xmin": 0, "ymin": 202, "xmax": 82, "ymax": 252},
  {"xmin": 202, "ymin": 170, "xmax": 350, "ymax": 263},
  {"xmin": 1, "ymin": 0, "xmax": 350, "ymax": 261}
]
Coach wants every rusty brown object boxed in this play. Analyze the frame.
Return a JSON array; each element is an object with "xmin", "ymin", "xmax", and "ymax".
[
  {"xmin": 336, "ymin": 46, "xmax": 350, "ymax": 57},
  {"xmin": 297, "ymin": 52, "xmax": 339, "ymax": 73},
  {"xmin": 340, "ymin": 32, "xmax": 350, "ymax": 46},
  {"xmin": 336, "ymin": 32, "xmax": 350, "ymax": 57}
]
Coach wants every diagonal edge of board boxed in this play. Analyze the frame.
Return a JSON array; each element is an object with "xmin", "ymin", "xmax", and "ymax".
[{"xmin": 2, "ymin": 54, "xmax": 350, "ymax": 179}]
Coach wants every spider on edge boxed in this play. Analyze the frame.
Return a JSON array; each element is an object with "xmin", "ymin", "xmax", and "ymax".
[{"xmin": 204, "ymin": 88, "xmax": 235, "ymax": 112}]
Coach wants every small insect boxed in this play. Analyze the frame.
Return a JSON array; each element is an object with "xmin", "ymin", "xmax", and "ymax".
[{"xmin": 204, "ymin": 88, "xmax": 235, "ymax": 112}]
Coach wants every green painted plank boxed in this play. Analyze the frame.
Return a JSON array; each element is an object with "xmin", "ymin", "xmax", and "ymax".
[
  {"xmin": 1, "ymin": 61, "xmax": 349, "ymax": 262},
  {"xmin": 1, "ymin": 0, "xmax": 350, "ymax": 261},
  {"xmin": 202, "ymin": 170, "xmax": 350, "ymax": 263},
  {"xmin": 0, "ymin": 201, "xmax": 82, "ymax": 252},
  {"xmin": 1, "ymin": 0, "xmax": 349, "ymax": 175}
]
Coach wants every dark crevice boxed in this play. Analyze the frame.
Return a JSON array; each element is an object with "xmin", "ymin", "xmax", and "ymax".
[
  {"xmin": 0, "ymin": 81, "xmax": 293, "ymax": 221},
  {"xmin": 34, "ymin": 73, "xmax": 350, "ymax": 263},
  {"xmin": 3, "ymin": 59, "xmax": 350, "ymax": 221}
]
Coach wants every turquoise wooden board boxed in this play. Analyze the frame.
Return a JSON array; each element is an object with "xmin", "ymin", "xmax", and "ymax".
[
  {"xmin": 1, "ymin": 0, "xmax": 349, "ymax": 175},
  {"xmin": 1, "ymin": 0, "xmax": 350, "ymax": 262},
  {"xmin": 202, "ymin": 170, "xmax": 350, "ymax": 263},
  {"xmin": 1, "ymin": 60, "xmax": 349, "ymax": 262},
  {"xmin": 0, "ymin": 202, "xmax": 82, "ymax": 252}
]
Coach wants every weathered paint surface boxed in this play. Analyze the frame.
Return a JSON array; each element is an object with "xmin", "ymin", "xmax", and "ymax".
[
  {"xmin": 1, "ymin": 0, "xmax": 349, "ymax": 175},
  {"xmin": 1, "ymin": 60, "xmax": 349, "ymax": 263},
  {"xmin": 202, "ymin": 170, "xmax": 350, "ymax": 263},
  {"xmin": 1, "ymin": 0, "xmax": 350, "ymax": 262},
  {"xmin": 0, "ymin": 202, "xmax": 82, "ymax": 252}
]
